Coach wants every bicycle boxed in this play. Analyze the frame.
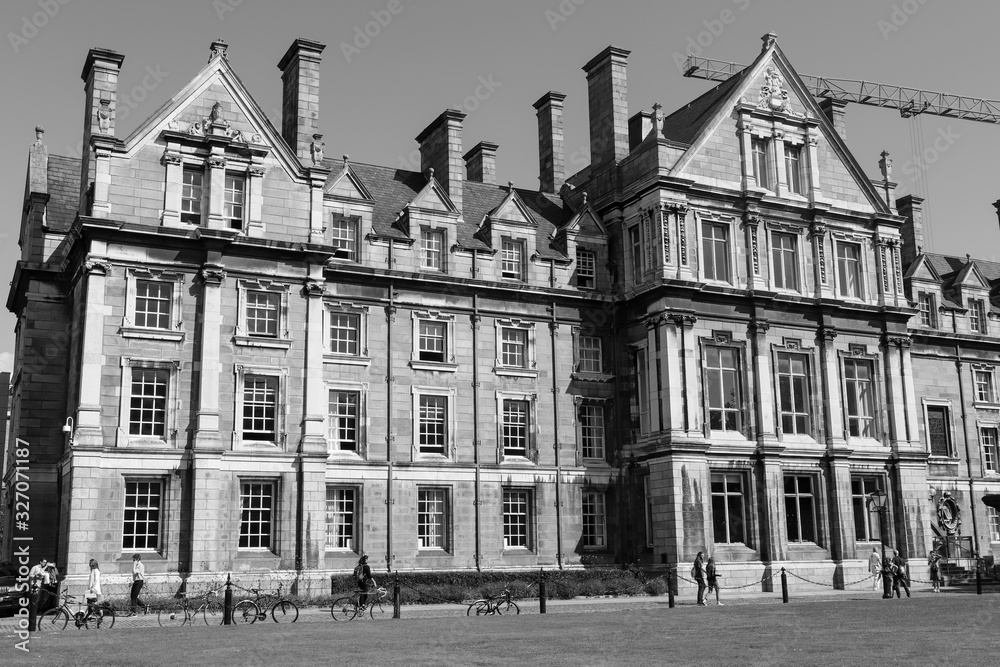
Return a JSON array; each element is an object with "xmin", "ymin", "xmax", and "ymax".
[
  {"xmin": 233, "ymin": 582, "xmax": 299, "ymax": 623},
  {"xmin": 38, "ymin": 590, "xmax": 116, "ymax": 630},
  {"xmin": 157, "ymin": 588, "xmax": 225, "ymax": 627},
  {"xmin": 330, "ymin": 585, "xmax": 390, "ymax": 621},
  {"xmin": 467, "ymin": 588, "xmax": 520, "ymax": 616}
]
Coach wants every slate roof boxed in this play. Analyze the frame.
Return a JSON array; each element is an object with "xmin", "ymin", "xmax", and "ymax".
[
  {"xmin": 922, "ymin": 253, "xmax": 1000, "ymax": 311},
  {"xmin": 46, "ymin": 155, "xmax": 81, "ymax": 231},
  {"xmin": 321, "ymin": 157, "xmax": 574, "ymax": 259},
  {"xmin": 659, "ymin": 70, "xmax": 748, "ymax": 146}
]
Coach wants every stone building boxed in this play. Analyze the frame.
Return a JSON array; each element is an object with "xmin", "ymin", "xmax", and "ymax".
[{"xmin": 7, "ymin": 32, "xmax": 986, "ymax": 591}]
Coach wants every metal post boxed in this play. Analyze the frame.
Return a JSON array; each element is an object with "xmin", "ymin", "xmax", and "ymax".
[
  {"xmin": 224, "ymin": 573, "xmax": 232, "ymax": 626},
  {"xmin": 976, "ymin": 557, "xmax": 983, "ymax": 595},
  {"xmin": 393, "ymin": 572, "xmax": 401, "ymax": 619},
  {"xmin": 665, "ymin": 554, "xmax": 675, "ymax": 609},
  {"xmin": 780, "ymin": 567, "xmax": 788, "ymax": 603},
  {"xmin": 538, "ymin": 568, "xmax": 546, "ymax": 614}
]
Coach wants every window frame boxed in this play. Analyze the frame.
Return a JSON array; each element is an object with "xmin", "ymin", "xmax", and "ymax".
[
  {"xmin": 577, "ymin": 400, "xmax": 607, "ymax": 462},
  {"xmin": 323, "ymin": 302, "xmax": 372, "ymax": 367},
  {"xmin": 632, "ymin": 344, "xmax": 651, "ymax": 436},
  {"xmin": 410, "ymin": 311, "xmax": 457, "ymax": 372},
  {"xmin": 776, "ymin": 349, "xmax": 812, "ymax": 438},
  {"xmin": 842, "ymin": 354, "xmax": 880, "ymax": 441},
  {"xmin": 417, "ymin": 486, "xmax": 451, "ymax": 552},
  {"xmin": 122, "ymin": 268, "xmax": 185, "ymax": 342},
  {"xmin": 116, "ymin": 358, "xmax": 180, "ymax": 448},
  {"xmin": 496, "ymin": 391, "xmax": 538, "ymax": 463},
  {"xmin": 784, "ymin": 142, "xmax": 802, "ymax": 195},
  {"xmin": 701, "ymin": 221, "xmax": 732, "ymax": 284},
  {"xmin": 711, "ymin": 471, "xmax": 749, "ymax": 546},
  {"xmin": 410, "ymin": 386, "xmax": 457, "ymax": 461},
  {"xmin": 835, "ymin": 240, "xmax": 865, "ymax": 300},
  {"xmin": 327, "ymin": 381, "xmax": 367, "ymax": 458},
  {"xmin": 500, "ymin": 237, "xmax": 527, "ymax": 281},
  {"xmin": 918, "ymin": 292, "xmax": 936, "ymax": 328},
  {"xmin": 224, "ymin": 171, "xmax": 247, "ymax": 231},
  {"xmin": 703, "ymin": 339, "xmax": 746, "ymax": 436},
  {"xmin": 233, "ymin": 365, "xmax": 287, "ymax": 449},
  {"xmin": 576, "ymin": 248, "xmax": 596, "ymax": 289},
  {"xmin": 628, "ymin": 225, "xmax": 643, "ymax": 284},
  {"xmin": 783, "ymin": 474, "xmax": 819, "ymax": 545},
  {"xmin": 922, "ymin": 400, "xmax": 955, "ymax": 458},
  {"xmin": 238, "ymin": 479, "xmax": 276, "ymax": 552},
  {"xmin": 981, "ymin": 424, "xmax": 1000, "ymax": 474},
  {"xmin": 122, "ymin": 478, "xmax": 164, "ymax": 553},
  {"xmin": 988, "ymin": 505, "xmax": 1000, "ymax": 542},
  {"xmin": 751, "ymin": 136, "xmax": 770, "ymax": 190},
  {"xmin": 494, "ymin": 319, "xmax": 538, "ymax": 378},
  {"xmin": 328, "ymin": 212, "xmax": 361, "ymax": 262},
  {"xmin": 234, "ymin": 279, "xmax": 291, "ymax": 349},
  {"xmin": 582, "ymin": 490, "xmax": 607, "ymax": 549},
  {"xmin": 180, "ymin": 166, "xmax": 204, "ymax": 225},
  {"xmin": 770, "ymin": 230, "xmax": 800, "ymax": 292},
  {"xmin": 325, "ymin": 485, "xmax": 360, "ymax": 553},
  {"xmin": 970, "ymin": 299, "xmax": 988, "ymax": 334},
  {"xmin": 850, "ymin": 474, "xmax": 885, "ymax": 544},
  {"xmin": 420, "ymin": 227, "xmax": 446, "ymax": 273},
  {"xmin": 502, "ymin": 488, "xmax": 534, "ymax": 551},
  {"xmin": 973, "ymin": 366, "xmax": 997, "ymax": 405}
]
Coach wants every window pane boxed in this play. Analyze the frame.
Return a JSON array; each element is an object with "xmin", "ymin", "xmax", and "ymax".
[
  {"xmin": 134, "ymin": 280, "xmax": 172, "ymax": 329},
  {"xmin": 418, "ymin": 488, "xmax": 447, "ymax": 549},
  {"xmin": 123, "ymin": 480, "xmax": 161, "ymax": 550},
  {"xmin": 418, "ymin": 395, "xmax": 447, "ymax": 454},
  {"xmin": 239, "ymin": 482, "xmax": 273, "ymax": 549},
  {"xmin": 325, "ymin": 487, "xmax": 356, "ymax": 550},
  {"xmin": 927, "ymin": 406, "xmax": 950, "ymax": 456},
  {"xmin": 129, "ymin": 368, "xmax": 168, "ymax": 437},
  {"xmin": 329, "ymin": 313, "xmax": 360, "ymax": 355},
  {"xmin": 246, "ymin": 291, "xmax": 279, "ymax": 337},
  {"xmin": 243, "ymin": 377, "xmax": 277, "ymax": 441}
]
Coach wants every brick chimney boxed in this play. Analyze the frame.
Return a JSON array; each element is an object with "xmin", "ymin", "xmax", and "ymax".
[
  {"xmin": 79, "ymin": 47, "xmax": 124, "ymax": 214},
  {"xmin": 897, "ymin": 194, "xmax": 925, "ymax": 270},
  {"xmin": 582, "ymin": 46, "xmax": 630, "ymax": 170},
  {"xmin": 416, "ymin": 109, "xmax": 466, "ymax": 211},
  {"xmin": 464, "ymin": 141, "xmax": 498, "ymax": 185},
  {"xmin": 819, "ymin": 98, "xmax": 847, "ymax": 140},
  {"xmin": 278, "ymin": 38, "xmax": 326, "ymax": 163},
  {"xmin": 533, "ymin": 91, "xmax": 566, "ymax": 194}
]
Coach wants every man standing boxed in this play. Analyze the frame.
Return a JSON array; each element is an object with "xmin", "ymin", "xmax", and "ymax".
[
  {"xmin": 693, "ymin": 551, "xmax": 707, "ymax": 606},
  {"xmin": 26, "ymin": 558, "xmax": 50, "ymax": 631},
  {"xmin": 129, "ymin": 554, "xmax": 146, "ymax": 615},
  {"xmin": 869, "ymin": 548, "xmax": 883, "ymax": 591},
  {"xmin": 891, "ymin": 549, "xmax": 911, "ymax": 598}
]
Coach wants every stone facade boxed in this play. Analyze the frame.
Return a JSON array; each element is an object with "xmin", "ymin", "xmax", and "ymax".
[{"xmin": 2, "ymin": 34, "xmax": 987, "ymax": 595}]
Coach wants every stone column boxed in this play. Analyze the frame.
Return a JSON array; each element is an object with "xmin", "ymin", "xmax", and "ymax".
[
  {"xmin": 301, "ymin": 269, "xmax": 328, "ymax": 455},
  {"xmin": 645, "ymin": 314, "xmax": 663, "ymax": 433},
  {"xmin": 160, "ymin": 147, "xmax": 183, "ymax": 226},
  {"xmin": 755, "ymin": 447, "xmax": 788, "ymax": 563},
  {"xmin": 809, "ymin": 220, "xmax": 834, "ymax": 300},
  {"xmin": 805, "ymin": 128, "xmax": 823, "ymax": 205},
  {"xmin": 669, "ymin": 314, "xmax": 699, "ymax": 436},
  {"xmin": 73, "ymin": 254, "xmax": 110, "ymax": 447},
  {"xmin": 873, "ymin": 233, "xmax": 891, "ymax": 308},
  {"xmin": 672, "ymin": 204, "xmax": 693, "ymax": 281},
  {"xmin": 825, "ymin": 454, "xmax": 856, "ymax": 564},
  {"xmin": 307, "ymin": 164, "xmax": 330, "ymax": 245},
  {"xmin": 772, "ymin": 130, "xmax": 787, "ymax": 196},
  {"xmin": 737, "ymin": 115, "xmax": 755, "ymax": 192},
  {"xmin": 748, "ymin": 319, "xmax": 776, "ymax": 441},
  {"xmin": 206, "ymin": 152, "xmax": 227, "ymax": 229},
  {"xmin": 661, "ymin": 316, "xmax": 685, "ymax": 436},
  {"xmin": 194, "ymin": 265, "xmax": 225, "ymax": 450},
  {"xmin": 817, "ymin": 327, "xmax": 844, "ymax": 445},
  {"xmin": 883, "ymin": 334, "xmax": 912, "ymax": 448},
  {"xmin": 742, "ymin": 212, "xmax": 764, "ymax": 292}
]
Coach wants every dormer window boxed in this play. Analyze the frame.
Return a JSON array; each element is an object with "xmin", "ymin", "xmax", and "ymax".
[
  {"xmin": 752, "ymin": 137, "xmax": 769, "ymax": 190},
  {"xmin": 181, "ymin": 167, "xmax": 203, "ymax": 225},
  {"xmin": 329, "ymin": 214, "xmax": 359, "ymax": 261},
  {"xmin": 970, "ymin": 299, "xmax": 987, "ymax": 334},
  {"xmin": 784, "ymin": 144, "xmax": 802, "ymax": 195},
  {"xmin": 577, "ymin": 249, "xmax": 596, "ymax": 289},
  {"xmin": 224, "ymin": 173, "xmax": 246, "ymax": 230},
  {"xmin": 501, "ymin": 238, "xmax": 526, "ymax": 281},
  {"xmin": 421, "ymin": 229, "xmax": 445, "ymax": 272},
  {"xmin": 918, "ymin": 293, "xmax": 936, "ymax": 328}
]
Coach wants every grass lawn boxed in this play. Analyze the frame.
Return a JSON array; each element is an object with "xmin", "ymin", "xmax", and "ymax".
[{"xmin": 6, "ymin": 595, "xmax": 1000, "ymax": 666}]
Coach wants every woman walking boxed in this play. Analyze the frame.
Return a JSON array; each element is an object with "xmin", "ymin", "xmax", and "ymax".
[
  {"xmin": 706, "ymin": 556, "xmax": 723, "ymax": 605},
  {"xmin": 928, "ymin": 550, "xmax": 941, "ymax": 593},
  {"xmin": 692, "ymin": 551, "xmax": 706, "ymax": 606},
  {"xmin": 130, "ymin": 554, "xmax": 146, "ymax": 615}
]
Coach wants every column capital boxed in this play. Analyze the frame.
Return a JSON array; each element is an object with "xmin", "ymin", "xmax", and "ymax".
[
  {"xmin": 884, "ymin": 333, "xmax": 912, "ymax": 349},
  {"xmin": 817, "ymin": 326, "xmax": 838, "ymax": 341},
  {"xmin": 667, "ymin": 313, "xmax": 697, "ymax": 328},
  {"xmin": 303, "ymin": 280, "xmax": 326, "ymax": 297},
  {"xmin": 200, "ymin": 266, "xmax": 226, "ymax": 284},
  {"xmin": 748, "ymin": 318, "xmax": 770, "ymax": 336}
]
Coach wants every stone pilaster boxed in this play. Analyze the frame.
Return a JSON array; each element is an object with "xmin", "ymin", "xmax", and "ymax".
[
  {"xmin": 194, "ymin": 264, "xmax": 225, "ymax": 450},
  {"xmin": 300, "ymin": 268, "xmax": 328, "ymax": 455},
  {"xmin": 661, "ymin": 316, "xmax": 686, "ymax": 435},
  {"xmin": 73, "ymin": 254, "xmax": 110, "ymax": 447},
  {"xmin": 809, "ymin": 219, "xmax": 834, "ymax": 300},
  {"xmin": 817, "ymin": 327, "xmax": 845, "ymax": 445},
  {"xmin": 755, "ymin": 449, "xmax": 788, "ymax": 562},
  {"xmin": 824, "ymin": 454, "xmax": 857, "ymax": 563},
  {"xmin": 668, "ymin": 313, "xmax": 699, "ymax": 436},
  {"xmin": 748, "ymin": 318, "xmax": 776, "ymax": 441},
  {"xmin": 206, "ymin": 151, "xmax": 227, "ymax": 229},
  {"xmin": 883, "ymin": 334, "xmax": 913, "ymax": 448},
  {"xmin": 742, "ymin": 212, "xmax": 764, "ymax": 291}
]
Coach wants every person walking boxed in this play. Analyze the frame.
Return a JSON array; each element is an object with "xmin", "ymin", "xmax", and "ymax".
[
  {"xmin": 705, "ymin": 556, "xmax": 723, "ymax": 605},
  {"xmin": 354, "ymin": 555, "xmax": 375, "ymax": 610},
  {"xmin": 928, "ymin": 550, "xmax": 941, "ymax": 593},
  {"xmin": 890, "ymin": 549, "xmax": 911, "ymax": 598},
  {"xmin": 869, "ymin": 547, "xmax": 883, "ymax": 592},
  {"xmin": 129, "ymin": 554, "xmax": 146, "ymax": 615},
  {"xmin": 692, "ymin": 551, "xmax": 707, "ymax": 606}
]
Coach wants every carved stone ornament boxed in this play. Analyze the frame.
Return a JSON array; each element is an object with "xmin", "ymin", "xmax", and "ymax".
[
  {"xmin": 758, "ymin": 65, "xmax": 791, "ymax": 114},
  {"xmin": 310, "ymin": 133, "xmax": 325, "ymax": 165},
  {"xmin": 643, "ymin": 314, "xmax": 664, "ymax": 330},
  {"xmin": 161, "ymin": 152, "xmax": 183, "ymax": 166},
  {"xmin": 885, "ymin": 334, "xmax": 912, "ymax": 349},
  {"xmin": 936, "ymin": 492, "xmax": 961, "ymax": 536},
  {"xmin": 817, "ymin": 326, "xmax": 838, "ymax": 341},
  {"xmin": 208, "ymin": 156, "xmax": 226, "ymax": 169},
  {"xmin": 97, "ymin": 99, "xmax": 112, "ymax": 133},
  {"xmin": 667, "ymin": 313, "xmax": 697, "ymax": 327},
  {"xmin": 200, "ymin": 267, "xmax": 227, "ymax": 284},
  {"xmin": 303, "ymin": 281, "xmax": 326, "ymax": 297},
  {"xmin": 748, "ymin": 319, "xmax": 770, "ymax": 335},
  {"xmin": 84, "ymin": 259, "xmax": 111, "ymax": 275}
]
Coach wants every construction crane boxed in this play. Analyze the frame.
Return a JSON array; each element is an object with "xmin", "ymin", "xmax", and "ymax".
[{"xmin": 683, "ymin": 55, "xmax": 1000, "ymax": 123}]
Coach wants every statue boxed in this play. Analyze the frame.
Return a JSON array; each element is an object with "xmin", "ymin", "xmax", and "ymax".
[
  {"xmin": 310, "ymin": 133, "xmax": 325, "ymax": 165},
  {"xmin": 97, "ymin": 99, "xmax": 112, "ymax": 133},
  {"xmin": 758, "ymin": 65, "xmax": 791, "ymax": 114}
]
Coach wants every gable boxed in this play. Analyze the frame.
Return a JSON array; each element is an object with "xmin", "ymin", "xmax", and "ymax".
[
  {"xmin": 490, "ymin": 193, "xmax": 535, "ymax": 226},
  {"xmin": 904, "ymin": 254, "xmax": 941, "ymax": 282},
  {"xmin": 954, "ymin": 261, "xmax": 990, "ymax": 291},
  {"xmin": 410, "ymin": 179, "xmax": 456, "ymax": 213},
  {"xmin": 326, "ymin": 166, "xmax": 373, "ymax": 201}
]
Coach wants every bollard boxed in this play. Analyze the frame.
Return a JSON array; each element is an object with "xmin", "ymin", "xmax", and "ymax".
[
  {"xmin": 393, "ymin": 572, "xmax": 401, "ymax": 619},
  {"xmin": 27, "ymin": 586, "xmax": 38, "ymax": 632},
  {"xmin": 224, "ymin": 573, "xmax": 232, "ymax": 626},
  {"xmin": 976, "ymin": 558, "xmax": 983, "ymax": 596},
  {"xmin": 780, "ymin": 568, "xmax": 788, "ymax": 603},
  {"xmin": 667, "ymin": 569, "xmax": 675, "ymax": 609},
  {"xmin": 538, "ymin": 568, "xmax": 546, "ymax": 614}
]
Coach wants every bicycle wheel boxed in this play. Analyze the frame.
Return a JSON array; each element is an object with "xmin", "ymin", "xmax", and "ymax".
[
  {"xmin": 202, "ymin": 600, "xmax": 224, "ymax": 625},
  {"xmin": 368, "ymin": 598, "xmax": 389, "ymax": 620},
  {"xmin": 86, "ymin": 605, "xmax": 115, "ymax": 629},
  {"xmin": 271, "ymin": 599, "xmax": 298, "ymax": 623},
  {"xmin": 157, "ymin": 606, "xmax": 189, "ymax": 628},
  {"xmin": 233, "ymin": 600, "xmax": 260, "ymax": 624},
  {"xmin": 330, "ymin": 596, "xmax": 358, "ymax": 621},
  {"xmin": 38, "ymin": 608, "xmax": 69, "ymax": 631},
  {"xmin": 497, "ymin": 600, "xmax": 520, "ymax": 615},
  {"xmin": 467, "ymin": 600, "xmax": 491, "ymax": 616}
]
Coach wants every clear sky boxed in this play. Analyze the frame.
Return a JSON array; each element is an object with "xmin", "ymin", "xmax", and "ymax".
[{"xmin": 2, "ymin": 0, "xmax": 998, "ymax": 373}]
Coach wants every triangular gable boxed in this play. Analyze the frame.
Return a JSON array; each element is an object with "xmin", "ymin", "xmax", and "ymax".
[
  {"xmin": 487, "ymin": 188, "xmax": 537, "ymax": 227},
  {"xmin": 670, "ymin": 39, "xmax": 891, "ymax": 215},
  {"xmin": 120, "ymin": 50, "xmax": 304, "ymax": 180},
  {"xmin": 954, "ymin": 260, "xmax": 990, "ymax": 290},
  {"xmin": 325, "ymin": 164, "xmax": 374, "ymax": 202},
  {"xmin": 408, "ymin": 176, "xmax": 458, "ymax": 214},
  {"xmin": 555, "ymin": 196, "xmax": 607, "ymax": 239},
  {"xmin": 904, "ymin": 254, "xmax": 942, "ymax": 282}
]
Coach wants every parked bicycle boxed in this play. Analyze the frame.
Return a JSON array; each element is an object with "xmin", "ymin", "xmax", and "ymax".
[
  {"xmin": 467, "ymin": 588, "xmax": 519, "ymax": 616},
  {"xmin": 233, "ymin": 582, "xmax": 299, "ymax": 623},
  {"xmin": 157, "ymin": 588, "xmax": 224, "ymax": 627},
  {"xmin": 330, "ymin": 585, "xmax": 390, "ymax": 621},
  {"xmin": 38, "ymin": 590, "xmax": 116, "ymax": 630}
]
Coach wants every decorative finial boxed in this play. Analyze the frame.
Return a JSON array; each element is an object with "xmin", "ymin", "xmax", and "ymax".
[
  {"xmin": 309, "ymin": 133, "xmax": 325, "ymax": 165},
  {"xmin": 210, "ymin": 38, "xmax": 229, "ymax": 62},
  {"xmin": 34, "ymin": 125, "xmax": 45, "ymax": 143},
  {"xmin": 342, "ymin": 154, "xmax": 349, "ymax": 166},
  {"xmin": 917, "ymin": 245, "xmax": 923, "ymax": 255},
  {"xmin": 651, "ymin": 103, "xmax": 662, "ymax": 134},
  {"xmin": 582, "ymin": 192, "xmax": 588, "ymax": 206},
  {"xmin": 210, "ymin": 101, "xmax": 224, "ymax": 123},
  {"xmin": 428, "ymin": 167, "xmax": 434, "ymax": 180},
  {"xmin": 878, "ymin": 150, "xmax": 892, "ymax": 181},
  {"xmin": 967, "ymin": 253, "xmax": 972, "ymax": 263},
  {"xmin": 508, "ymin": 180, "xmax": 514, "ymax": 191},
  {"xmin": 761, "ymin": 32, "xmax": 777, "ymax": 51}
]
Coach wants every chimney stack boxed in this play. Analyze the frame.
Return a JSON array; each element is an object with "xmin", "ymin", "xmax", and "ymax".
[
  {"xmin": 533, "ymin": 91, "xmax": 566, "ymax": 194},
  {"xmin": 464, "ymin": 141, "xmax": 498, "ymax": 185},
  {"xmin": 819, "ymin": 98, "xmax": 847, "ymax": 140},
  {"xmin": 582, "ymin": 46, "xmax": 630, "ymax": 170},
  {"xmin": 897, "ymin": 194, "xmax": 925, "ymax": 270},
  {"xmin": 79, "ymin": 47, "xmax": 124, "ymax": 214},
  {"xmin": 278, "ymin": 38, "xmax": 326, "ymax": 163},
  {"xmin": 416, "ymin": 109, "xmax": 466, "ymax": 211}
]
